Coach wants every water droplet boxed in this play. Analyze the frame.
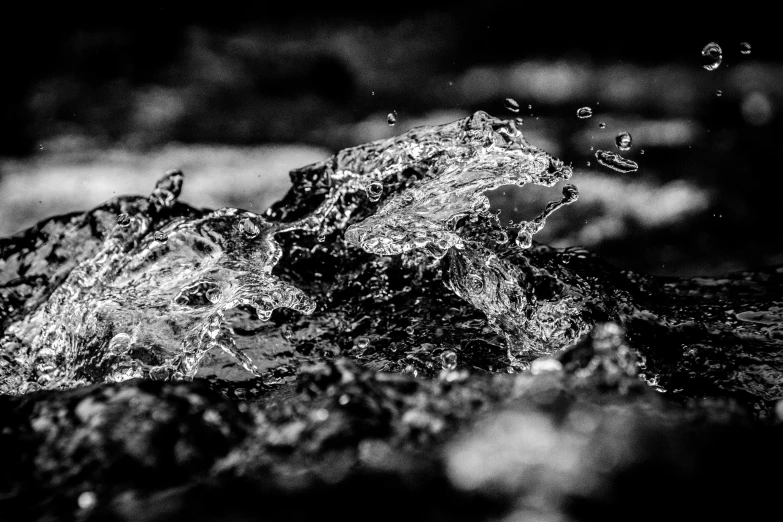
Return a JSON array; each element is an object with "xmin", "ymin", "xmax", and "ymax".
[
  {"xmin": 338, "ymin": 394, "xmax": 350, "ymax": 405},
  {"xmin": 640, "ymin": 149, "xmax": 645, "ymax": 154},
  {"xmin": 598, "ymin": 122, "xmax": 606, "ymax": 129},
  {"xmin": 595, "ymin": 150, "xmax": 639, "ymax": 173},
  {"xmin": 516, "ymin": 231, "xmax": 532, "ymax": 249},
  {"xmin": 317, "ymin": 234, "xmax": 326, "ymax": 243},
  {"xmin": 387, "ymin": 111, "xmax": 397, "ymax": 126},
  {"xmin": 440, "ymin": 350, "xmax": 457, "ymax": 371},
  {"xmin": 504, "ymin": 98, "xmax": 520, "ymax": 113},
  {"xmin": 466, "ymin": 274, "xmax": 484, "ymax": 295},
  {"xmin": 586, "ymin": 161, "xmax": 591, "ymax": 167},
  {"xmin": 562, "ymin": 184, "xmax": 579, "ymax": 203},
  {"xmin": 715, "ymin": 89, "xmax": 723, "ymax": 97},
  {"xmin": 78, "ymin": 491, "xmax": 97, "ymax": 510},
  {"xmin": 116, "ymin": 213, "xmax": 131, "ymax": 227},
  {"xmin": 701, "ymin": 42, "xmax": 723, "ymax": 71},
  {"xmin": 405, "ymin": 325, "xmax": 415, "ymax": 335},
  {"xmin": 740, "ymin": 42, "xmax": 751, "ymax": 55},
  {"xmin": 206, "ymin": 287, "xmax": 222, "ymax": 304},
  {"xmin": 281, "ymin": 325, "xmax": 293, "ymax": 340},
  {"xmin": 38, "ymin": 144, "xmax": 44, "ymax": 150},
  {"xmin": 615, "ymin": 132, "xmax": 632, "ymax": 151},
  {"xmin": 239, "ymin": 218, "xmax": 260, "ymax": 238},
  {"xmin": 153, "ymin": 231, "xmax": 167, "ymax": 242},
  {"xmin": 365, "ymin": 181, "xmax": 384, "ymax": 202},
  {"xmin": 528, "ymin": 104, "xmax": 532, "ymax": 110},
  {"xmin": 356, "ymin": 337, "xmax": 370, "ymax": 349},
  {"xmin": 515, "ymin": 117, "xmax": 524, "ymax": 126},
  {"xmin": 492, "ymin": 230, "xmax": 508, "ymax": 245},
  {"xmin": 576, "ymin": 107, "xmax": 593, "ymax": 119}
]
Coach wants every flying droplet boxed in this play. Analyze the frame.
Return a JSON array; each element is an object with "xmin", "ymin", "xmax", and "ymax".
[
  {"xmin": 78, "ymin": 491, "xmax": 97, "ymax": 510},
  {"xmin": 153, "ymin": 231, "xmax": 167, "ymax": 242},
  {"xmin": 598, "ymin": 122, "xmax": 606, "ymax": 129},
  {"xmin": 562, "ymin": 184, "xmax": 579, "ymax": 203},
  {"xmin": 740, "ymin": 42, "xmax": 751, "ymax": 55},
  {"xmin": 595, "ymin": 150, "xmax": 639, "ymax": 173},
  {"xmin": 576, "ymin": 107, "xmax": 593, "ymax": 119},
  {"xmin": 615, "ymin": 132, "xmax": 632, "ymax": 151},
  {"xmin": 405, "ymin": 325, "xmax": 415, "ymax": 336},
  {"xmin": 116, "ymin": 213, "xmax": 131, "ymax": 228},
  {"xmin": 515, "ymin": 117, "xmax": 524, "ymax": 126},
  {"xmin": 365, "ymin": 181, "xmax": 384, "ymax": 202},
  {"xmin": 239, "ymin": 218, "xmax": 260, "ymax": 238},
  {"xmin": 356, "ymin": 337, "xmax": 370, "ymax": 349},
  {"xmin": 38, "ymin": 144, "xmax": 44, "ymax": 150},
  {"xmin": 640, "ymin": 149, "xmax": 645, "ymax": 155},
  {"xmin": 701, "ymin": 42, "xmax": 723, "ymax": 71},
  {"xmin": 206, "ymin": 287, "xmax": 222, "ymax": 304},
  {"xmin": 516, "ymin": 231, "xmax": 532, "ymax": 249},
  {"xmin": 715, "ymin": 89, "xmax": 723, "ymax": 97},
  {"xmin": 440, "ymin": 350, "xmax": 458, "ymax": 371},
  {"xmin": 466, "ymin": 274, "xmax": 484, "ymax": 295},
  {"xmin": 317, "ymin": 234, "xmax": 326, "ymax": 243},
  {"xmin": 387, "ymin": 111, "xmax": 397, "ymax": 126},
  {"xmin": 586, "ymin": 161, "xmax": 591, "ymax": 167},
  {"xmin": 504, "ymin": 98, "xmax": 520, "ymax": 113}
]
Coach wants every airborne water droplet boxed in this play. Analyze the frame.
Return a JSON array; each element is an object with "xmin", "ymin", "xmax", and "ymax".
[
  {"xmin": 153, "ymin": 231, "xmax": 167, "ymax": 242},
  {"xmin": 599, "ymin": 122, "xmax": 606, "ymax": 129},
  {"xmin": 405, "ymin": 325, "xmax": 415, "ymax": 335},
  {"xmin": 576, "ymin": 107, "xmax": 593, "ymax": 119},
  {"xmin": 701, "ymin": 42, "xmax": 723, "ymax": 71},
  {"xmin": 365, "ymin": 181, "xmax": 384, "ymax": 202},
  {"xmin": 317, "ymin": 234, "xmax": 326, "ymax": 243},
  {"xmin": 116, "ymin": 213, "xmax": 131, "ymax": 228},
  {"xmin": 615, "ymin": 132, "xmax": 632, "ymax": 151},
  {"xmin": 504, "ymin": 98, "xmax": 520, "ymax": 113},
  {"xmin": 595, "ymin": 150, "xmax": 639, "ymax": 173},
  {"xmin": 440, "ymin": 350, "xmax": 457, "ymax": 371},
  {"xmin": 387, "ymin": 111, "xmax": 397, "ymax": 126},
  {"xmin": 740, "ymin": 42, "xmax": 751, "ymax": 55},
  {"xmin": 356, "ymin": 337, "xmax": 370, "ymax": 349},
  {"xmin": 38, "ymin": 144, "xmax": 44, "ymax": 150},
  {"xmin": 515, "ymin": 117, "xmax": 524, "ymax": 127},
  {"xmin": 716, "ymin": 89, "xmax": 723, "ymax": 97}
]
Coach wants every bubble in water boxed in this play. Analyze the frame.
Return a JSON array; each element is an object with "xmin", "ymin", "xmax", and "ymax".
[
  {"xmin": 740, "ymin": 42, "xmax": 751, "ymax": 55},
  {"xmin": 504, "ymin": 98, "xmax": 520, "ymax": 113},
  {"xmin": 387, "ymin": 111, "xmax": 397, "ymax": 126},
  {"xmin": 116, "ymin": 213, "xmax": 131, "ymax": 228},
  {"xmin": 365, "ymin": 181, "xmax": 384, "ymax": 202},
  {"xmin": 576, "ymin": 107, "xmax": 593, "ymax": 119},
  {"xmin": 599, "ymin": 122, "xmax": 606, "ymax": 129},
  {"xmin": 440, "ymin": 350, "xmax": 457, "ymax": 371},
  {"xmin": 701, "ymin": 42, "xmax": 723, "ymax": 71},
  {"xmin": 716, "ymin": 90, "xmax": 723, "ymax": 97},
  {"xmin": 466, "ymin": 274, "xmax": 484, "ymax": 295},
  {"xmin": 206, "ymin": 287, "xmax": 222, "ymax": 304},
  {"xmin": 615, "ymin": 132, "xmax": 632, "ymax": 151},
  {"xmin": 239, "ymin": 218, "xmax": 260, "ymax": 238},
  {"xmin": 356, "ymin": 337, "xmax": 370, "ymax": 349},
  {"xmin": 595, "ymin": 150, "xmax": 639, "ymax": 173},
  {"xmin": 153, "ymin": 231, "xmax": 167, "ymax": 242}
]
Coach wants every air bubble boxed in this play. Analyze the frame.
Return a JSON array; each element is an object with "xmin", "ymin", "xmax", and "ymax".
[
  {"xmin": 576, "ymin": 107, "xmax": 593, "ymax": 119},
  {"xmin": 615, "ymin": 132, "xmax": 632, "ymax": 151},
  {"xmin": 740, "ymin": 42, "xmax": 751, "ymax": 55},
  {"xmin": 365, "ymin": 181, "xmax": 384, "ymax": 202},
  {"xmin": 440, "ymin": 350, "xmax": 457, "ymax": 371},
  {"xmin": 504, "ymin": 98, "xmax": 520, "ymax": 113},
  {"xmin": 116, "ymin": 213, "xmax": 131, "ymax": 228},
  {"xmin": 701, "ymin": 42, "xmax": 723, "ymax": 71},
  {"xmin": 356, "ymin": 337, "xmax": 370, "ymax": 349},
  {"xmin": 595, "ymin": 150, "xmax": 639, "ymax": 173},
  {"xmin": 387, "ymin": 111, "xmax": 397, "ymax": 126}
]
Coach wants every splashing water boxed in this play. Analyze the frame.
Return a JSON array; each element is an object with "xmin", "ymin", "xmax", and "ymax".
[
  {"xmin": 1, "ymin": 171, "xmax": 316, "ymax": 393},
  {"xmin": 595, "ymin": 150, "xmax": 639, "ymax": 173}
]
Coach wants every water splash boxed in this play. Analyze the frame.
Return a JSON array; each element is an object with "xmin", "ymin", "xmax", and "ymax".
[
  {"xmin": 595, "ymin": 150, "xmax": 639, "ymax": 173},
  {"xmin": 1, "ymin": 171, "xmax": 316, "ymax": 393}
]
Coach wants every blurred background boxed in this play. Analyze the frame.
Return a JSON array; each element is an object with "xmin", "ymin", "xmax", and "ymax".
[{"xmin": 0, "ymin": 6, "xmax": 779, "ymax": 277}]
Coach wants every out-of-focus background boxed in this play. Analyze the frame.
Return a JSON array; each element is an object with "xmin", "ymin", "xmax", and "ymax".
[{"xmin": 0, "ymin": 7, "xmax": 779, "ymax": 277}]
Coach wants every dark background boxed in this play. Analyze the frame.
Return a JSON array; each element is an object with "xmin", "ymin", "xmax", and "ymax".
[{"xmin": 0, "ymin": 6, "xmax": 779, "ymax": 277}]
